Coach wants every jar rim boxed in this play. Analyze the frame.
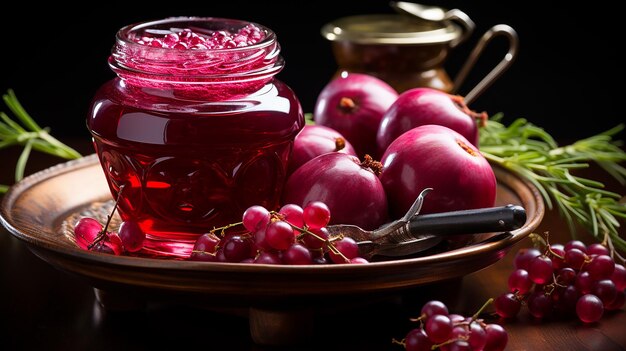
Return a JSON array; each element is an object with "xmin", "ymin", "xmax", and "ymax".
[
  {"xmin": 116, "ymin": 16, "xmax": 277, "ymax": 54},
  {"xmin": 321, "ymin": 14, "xmax": 461, "ymax": 45},
  {"xmin": 109, "ymin": 16, "xmax": 283, "ymax": 84}
]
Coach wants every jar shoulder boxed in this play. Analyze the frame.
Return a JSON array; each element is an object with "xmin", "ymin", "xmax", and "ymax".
[{"xmin": 87, "ymin": 78, "xmax": 304, "ymax": 146}]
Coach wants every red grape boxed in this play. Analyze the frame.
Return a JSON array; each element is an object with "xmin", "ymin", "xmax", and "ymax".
[
  {"xmin": 303, "ymin": 201, "xmax": 331, "ymax": 229},
  {"xmin": 90, "ymin": 241, "xmax": 116, "ymax": 254},
  {"xmin": 425, "ymin": 314, "xmax": 452, "ymax": 344},
  {"xmin": 467, "ymin": 321, "xmax": 487, "ymax": 350},
  {"xmin": 575, "ymin": 271, "xmax": 594, "ymax": 295},
  {"xmin": 587, "ymin": 243, "xmax": 610, "ymax": 256},
  {"xmin": 191, "ymin": 233, "xmax": 220, "ymax": 253},
  {"xmin": 242, "ymin": 205, "xmax": 270, "ymax": 232},
  {"xmin": 508, "ymin": 268, "xmax": 533, "ymax": 294},
  {"xmin": 107, "ymin": 232, "xmax": 124, "ymax": 255},
  {"xmin": 576, "ymin": 294, "xmax": 604, "ymax": 323},
  {"xmin": 265, "ymin": 220, "xmax": 296, "ymax": 251},
  {"xmin": 254, "ymin": 251, "xmax": 282, "ymax": 265},
  {"xmin": 564, "ymin": 248, "xmax": 587, "ymax": 270},
  {"xmin": 528, "ymin": 255, "xmax": 553, "ymax": 284},
  {"xmin": 189, "ymin": 233, "xmax": 221, "ymax": 261},
  {"xmin": 591, "ymin": 279, "xmax": 617, "ymax": 307},
  {"xmin": 300, "ymin": 227, "xmax": 329, "ymax": 250},
  {"xmin": 222, "ymin": 235, "xmax": 253, "ymax": 262},
  {"xmin": 421, "ymin": 300, "xmax": 449, "ymax": 318},
  {"xmin": 253, "ymin": 225, "xmax": 272, "ymax": 251},
  {"xmin": 483, "ymin": 324, "xmax": 508, "ymax": 351},
  {"xmin": 404, "ymin": 328, "xmax": 432, "ymax": 351},
  {"xmin": 278, "ymin": 204, "xmax": 304, "ymax": 228},
  {"xmin": 549, "ymin": 245, "xmax": 566, "ymax": 269},
  {"xmin": 282, "ymin": 243, "xmax": 313, "ymax": 265},
  {"xmin": 564, "ymin": 240, "xmax": 587, "ymax": 253},
  {"xmin": 527, "ymin": 291, "xmax": 553, "ymax": 319},
  {"xmin": 513, "ymin": 247, "xmax": 541, "ymax": 270},
  {"xmin": 560, "ymin": 285, "xmax": 580, "ymax": 312},
  {"xmin": 328, "ymin": 237, "xmax": 359, "ymax": 264},
  {"xmin": 73, "ymin": 217, "xmax": 103, "ymax": 250},
  {"xmin": 611, "ymin": 264, "xmax": 626, "ymax": 291},
  {"xmin": 585, "ymin": 255, "xmax": 615, "ymax": 280},
  {"xmin": 448, "ymin": 314, "xmax": 465, "ymax": 323},
  {"xmin": 556, "ymin": 267, "xmax": 577, "ymax": 285},
  {"xmin": 495, "ymin": 292, "xmax": 521, "ymax": 318},
  {"xmin": 118, "ymin": 219, "xmax": 145, "ymax": 253}
]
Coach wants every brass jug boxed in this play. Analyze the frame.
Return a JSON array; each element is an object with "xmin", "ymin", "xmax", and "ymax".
[{"xmin": 321, "ymin": 2, "xmax": 518, "ymax": 104}]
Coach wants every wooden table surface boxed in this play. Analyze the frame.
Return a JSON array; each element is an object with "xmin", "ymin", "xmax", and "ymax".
[{"xmin": 1, "ymin": 140, "xmax": 625, "ymax": 351}]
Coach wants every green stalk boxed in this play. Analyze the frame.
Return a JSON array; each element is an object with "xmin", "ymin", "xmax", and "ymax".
[
  {"xmin": 479, "ymin": 116, "xmax": 626, "ymax": 260},
  {"xmin": 1, "ymin": 89, "xmax": 82, "ymax": 193}
]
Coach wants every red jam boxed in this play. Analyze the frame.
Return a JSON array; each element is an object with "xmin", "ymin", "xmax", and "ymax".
[
  {"xmin": 87, "ymin": 17, "xmax": 304, "ymax": 258},
  {"xmin": 130, "ymin": 24, "xmax": 265, "ymax": 49}
]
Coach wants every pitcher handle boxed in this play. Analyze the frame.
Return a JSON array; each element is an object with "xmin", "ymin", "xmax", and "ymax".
[
  {"xmin": 447, "ymin": 9, "xmax": 476, "ymax": 48},
  {"xmin": 451, "ymin": 24, "xmax": 519, "ymax": 105}
]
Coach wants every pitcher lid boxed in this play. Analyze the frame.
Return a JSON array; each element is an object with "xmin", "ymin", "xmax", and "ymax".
[{"xmin": 321, "ymin": 14, "xmax": 462, "ymax": 45}]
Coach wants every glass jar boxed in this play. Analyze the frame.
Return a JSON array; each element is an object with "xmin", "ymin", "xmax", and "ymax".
[{"xmin": 87, "ymin": 17, "xmax": 304, "ymax": 257}]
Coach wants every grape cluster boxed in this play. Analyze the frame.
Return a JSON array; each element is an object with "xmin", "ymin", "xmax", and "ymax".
[
  {"xmin": 394, "ymin": 300, "xmax": 508, "ymax": 351},
  {"xmin": 73, "ymin": 186, "xmax": 146, "ymax": 256},
  {"xmin": 74, "ymin": 217, "xmax": 146, "ymax": 255},
  {"xmin": 495, "ymin": 239, "xmax": 626, "ymax": 323},
  {"xmin": 189, "ymin": 201, "xmax": 369, "ymax": 264}
]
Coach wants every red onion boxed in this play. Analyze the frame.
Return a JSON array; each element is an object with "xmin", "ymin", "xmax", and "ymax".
[
  {"xmin": 314, "ymin": 72, "xmax": 398, "ymax": 159},
  {"xmin": 379, "ymin": 124, "xmax": 496, "ymax": 219},
  {"xmin": 288, "ymin": 124, "xmax": 357, "ymax": 175},
  {"xmin": 282, "ymin": 153, "xmax": 388, "ymax": 230},
  {"xmin": 376, "ymin": 87, "xmax": 487, "ymax": 156}
]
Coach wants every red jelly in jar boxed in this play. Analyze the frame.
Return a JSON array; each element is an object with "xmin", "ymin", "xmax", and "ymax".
[{"xmin": 87, "ymin": 17, "xmax": 304, "ymax": 257}]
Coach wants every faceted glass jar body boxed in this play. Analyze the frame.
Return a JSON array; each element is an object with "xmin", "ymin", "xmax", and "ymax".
[{"xmin": 87, "ymin": 17, "xmax": 304, "ymax": 257}]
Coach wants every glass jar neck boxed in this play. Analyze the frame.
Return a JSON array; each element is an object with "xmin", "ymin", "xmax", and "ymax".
[{"xmin": 108, "ymin": 17, "xmax": 284, "ymax": 98}]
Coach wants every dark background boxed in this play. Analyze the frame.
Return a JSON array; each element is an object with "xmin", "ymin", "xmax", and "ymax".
[{"xmin": 1, "ymin": 1, "xmax": 624, "ymax": 142}]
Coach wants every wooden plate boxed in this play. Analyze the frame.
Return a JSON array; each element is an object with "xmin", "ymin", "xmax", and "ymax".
[{"xmin": 0, "ymin": 154, "xmax": 544, "ymax": 345}]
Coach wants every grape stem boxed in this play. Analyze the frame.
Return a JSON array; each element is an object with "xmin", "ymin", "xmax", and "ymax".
[
  {"xmin": 271, "ymin": 211, "xmax": 349, "ymax": 262},
  {"xmin": 432, "ymin": 337, "xmax": 462, "ymax": 350},
  {"xmin": 471, "ymin": 297, "xmax": 494, "ymax": 321},
  {"xmin": 88, "ymin": 184, "xmax": 124, "ymax": 250},
  {"xmin": 390, "ymin": 338, "xmax": 406, "ymax": 347},
  {"xmin": 209, "ymin": 221, "xmax": 243, "ymax": 237}
]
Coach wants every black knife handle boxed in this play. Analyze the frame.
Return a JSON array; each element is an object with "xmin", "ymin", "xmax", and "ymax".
[{"xmin": 408, "ymin": 204, "xmax": 526, "ymax": 236}]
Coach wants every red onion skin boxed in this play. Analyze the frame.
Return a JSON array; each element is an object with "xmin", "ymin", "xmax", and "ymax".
[
  {"xmin": 287, "ymin": 125, "xmax": 357, "ymax": 175},
  {"xmin": 376, "ymin": 87, "xmax": 480, "ymax": 157},
  {"xmin": 314, "ymin": 72, "xmax": 398, "ymax": 159},
  {"xmin": 380, "ymin": 124, "xmax": 496, "ymax": 219},
  {"xmin": 282, "ymin": 153, "xmax": 388, "ymax": 230}
]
